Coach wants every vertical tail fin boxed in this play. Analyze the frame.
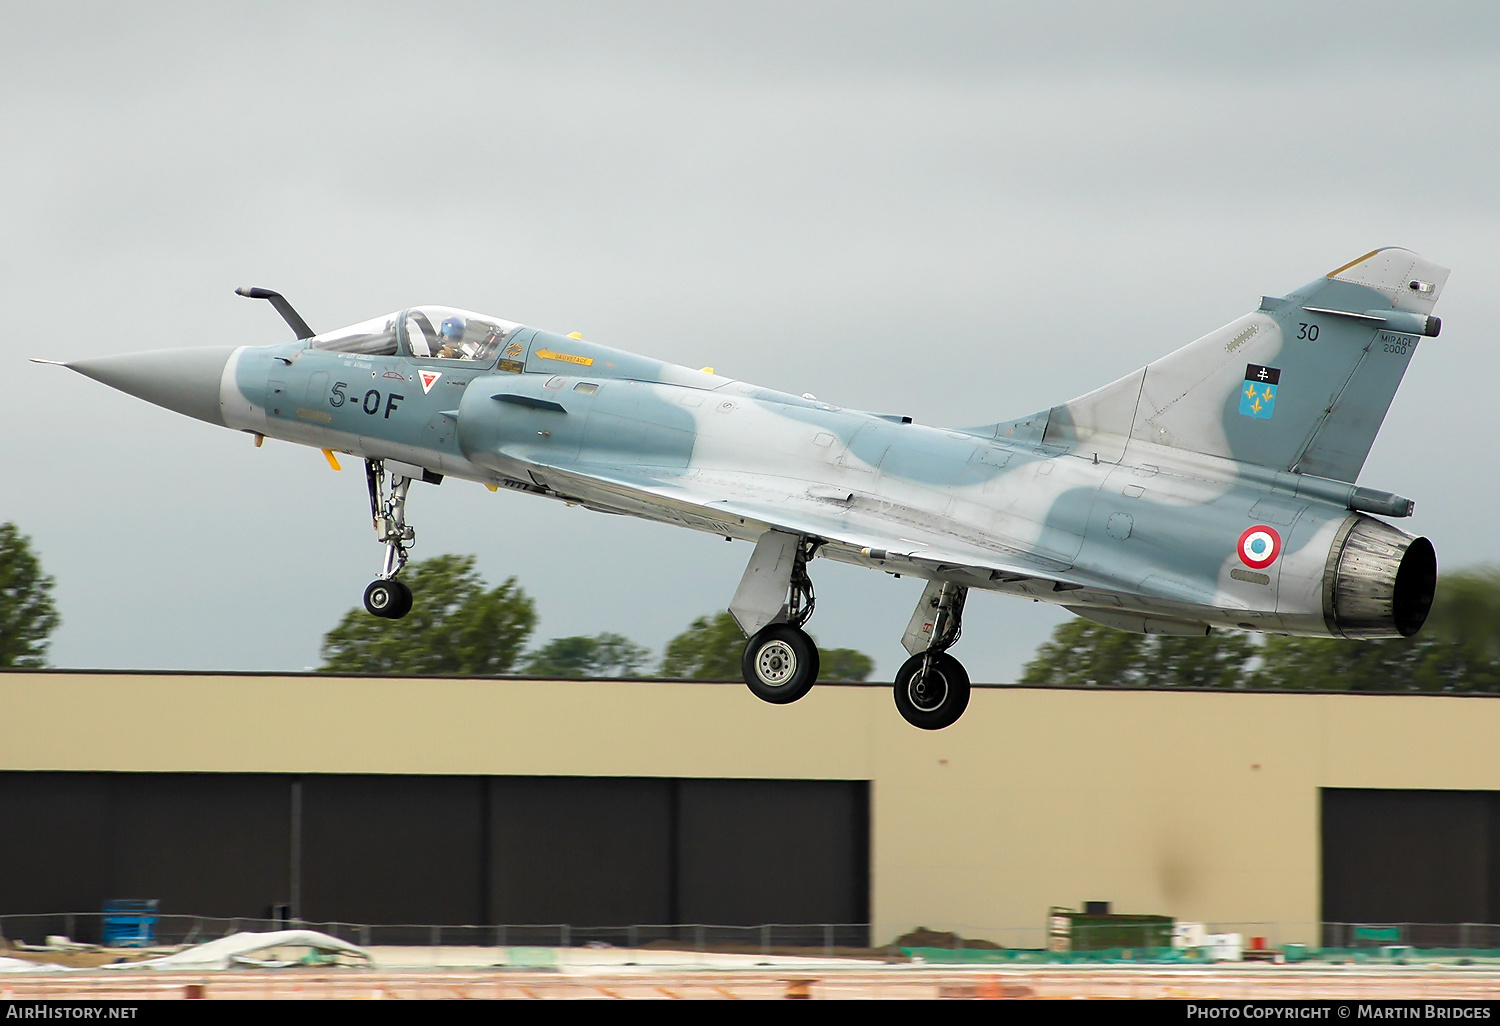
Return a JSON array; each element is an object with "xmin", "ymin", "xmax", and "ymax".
[{"xmin": 1042, "ymin": 247, "xmax": 1448, "ymax": 482}]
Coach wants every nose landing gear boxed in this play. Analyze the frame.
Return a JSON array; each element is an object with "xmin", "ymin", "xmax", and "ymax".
[{"xmin": 363, "ymin": 459, "xmax": 415, "ymax": 619}]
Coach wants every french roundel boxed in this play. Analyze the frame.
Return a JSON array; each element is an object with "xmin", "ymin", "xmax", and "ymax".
[{"xmin": 1238, "ymin": 525, "xmax": 1282, "ymax": 570}]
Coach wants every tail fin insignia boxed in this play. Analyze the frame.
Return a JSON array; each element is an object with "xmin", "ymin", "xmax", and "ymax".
[{"xmin": 1239, "ymin": 365, "xmax": 1280, "ymax": 420}]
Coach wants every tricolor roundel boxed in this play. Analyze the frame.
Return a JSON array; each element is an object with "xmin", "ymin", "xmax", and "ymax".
[{"xmin": 1237, "ymin": 525, "xmax": 1281, "ymax": 570}]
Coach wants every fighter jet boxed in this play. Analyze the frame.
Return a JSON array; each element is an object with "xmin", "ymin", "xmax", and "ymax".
[{"xmin": 41, "ymin": 248, "xmax": 1443, "ymax": 728}]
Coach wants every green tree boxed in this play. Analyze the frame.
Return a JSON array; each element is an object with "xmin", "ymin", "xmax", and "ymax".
[
  {"xmin": 660, "ymin": 611, "xmax": 745, "ymax": 679},
  {"xmin": 1409, "ymin": 568, "xmax": 1500, "ymax": 692},
  {"xmin": 0, "ymin": 523, "xmax": 60, "ymax": 668},
  {"xmin": 1019, "ymin": 618, "xmax": 1151, "ymax": 687},
  {"xmin": 318, "ymin": 555, "xmax": 536, "ymax": 675},
  {"xmin": 659, "ymin": 611, "xmax": 876, "ymax": 681},
  {"xmin": 1250, "ymin": 635, "xmax": 1425, "ymax": 691},
  {"xmin": 1021, "ymin": 569, "xmax": 1500, "ymax": 693},
  {"xmin": 522, "ymin": 632, "xmax": 651, "ymax": 678},
  {"xmin": 1020, "ymin": 617, "xmax": 1254, "ymax": 688},
  {"xmin": 819, "ymin": 647, "xmax": 875, "ymax": 682},
  {"xmin": 1150, "ymin": 632, "xmax": 1257, "ymax": 688}
]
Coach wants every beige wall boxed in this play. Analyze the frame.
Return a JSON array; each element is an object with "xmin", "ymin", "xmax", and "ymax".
[{"xmin": 4, "ymin": 672, "xmax": 1500, "ymax": 946}]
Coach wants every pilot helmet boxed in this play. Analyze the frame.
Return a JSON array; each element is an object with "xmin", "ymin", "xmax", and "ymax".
[{"xmin": 439, "ymin": 316, "xmax": 466, "ymax": 344}]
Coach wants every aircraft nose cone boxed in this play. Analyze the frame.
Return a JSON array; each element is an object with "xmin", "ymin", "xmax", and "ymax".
[{"xmin": 65, "ymin": 347, "xmax": 236, "ymax": 427}]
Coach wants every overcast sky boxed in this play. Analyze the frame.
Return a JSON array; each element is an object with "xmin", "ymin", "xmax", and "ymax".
[{"xmin": 5, "ymin": 1, "xmax": 1500, "ymax": 681}]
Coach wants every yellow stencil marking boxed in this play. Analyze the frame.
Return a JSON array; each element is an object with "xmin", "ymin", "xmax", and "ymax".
[
  {"xmin": 698, "ymin": 366, "xmax": 715, "ymax": 374},
  {"xmin": 535, "ymin": 348, "xmax": 594, "ymax": 367},
  {"xmin": 567, "ymin": 332, "xmax": 583, "ymax": 340}
]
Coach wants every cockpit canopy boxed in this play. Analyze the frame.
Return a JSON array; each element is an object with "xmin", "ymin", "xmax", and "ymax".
[
  {"xmin": 402, "ymin": 307, "xmax": 521, "ymax": 362},
  {"xmin": 307, "ymin": 306, "xmax": 522, "ymax": 363},
  {"xmin": 308, "ymin": 314, "xmax": 401, "ymax": 356}
]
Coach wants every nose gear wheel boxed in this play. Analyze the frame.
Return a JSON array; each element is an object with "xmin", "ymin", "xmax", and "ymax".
[{"xmin": 364, "ymin": 578, "xmax": 412, "ymax": 619}]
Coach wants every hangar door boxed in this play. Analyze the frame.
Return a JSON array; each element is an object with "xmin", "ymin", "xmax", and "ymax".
[
  {"xmin": 1322, "ymin": 788, "xmax": 1500, "ymax": 946},
  {"xmin": 0, "ymin": 773, "xmax": 869, "ymax": 943}
]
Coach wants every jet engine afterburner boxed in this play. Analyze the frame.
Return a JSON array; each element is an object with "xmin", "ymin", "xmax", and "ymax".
[{"xmin": 1323, "ymin": 515, "xmax": 1437, "ymax": 639}]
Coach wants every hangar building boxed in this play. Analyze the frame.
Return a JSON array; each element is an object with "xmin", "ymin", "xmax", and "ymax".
[{"xmin": 3, "ymin": 671, "xmax": 1499, "ymax": 948}]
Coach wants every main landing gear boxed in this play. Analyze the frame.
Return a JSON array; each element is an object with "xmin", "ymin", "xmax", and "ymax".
[
  {"xmin": 727, "ymin": 534, "xmax": 973, "ymax": 728},
  {"xmin": 894, "ymin": 580, "xmax": 971, "ymax": 730},
  {"xmin": 362, "ymin": 459, "xmax": 414, "ymax": 619},
  {"xmin": 734, "ymin": 532, "xmax": 822, "ymax": 705}
]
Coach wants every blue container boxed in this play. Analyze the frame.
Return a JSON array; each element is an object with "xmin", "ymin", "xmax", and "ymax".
[{"xmin": 101, "ymin": 899, "xmax": 158, "ymax": 947}]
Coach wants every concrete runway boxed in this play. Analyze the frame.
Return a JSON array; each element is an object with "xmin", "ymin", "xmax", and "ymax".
[{"xmin": 4, "ymin": 960, "xmax": 1500, "ymax": 1000}]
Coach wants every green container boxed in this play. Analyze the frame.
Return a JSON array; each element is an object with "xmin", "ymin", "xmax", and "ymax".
[
  {"xmin": 1283, "ymin": 943, "xmax": 1308, "ymax": 962},
  {"xmin": 1065, "ymin": 914, "xmax": 1173, "ymax": 951}
]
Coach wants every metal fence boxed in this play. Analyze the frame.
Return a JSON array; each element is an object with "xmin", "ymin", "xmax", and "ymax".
[
  {"xmin": 0, "ymin": 913, "xmax": 869, "ymax": 954},
  {"xmin": 1319, "ymin": 921, "xmax": 1500, "ymax": 951},
  {"xmin": 12, "ymin": 914, "xmax": 1500, "ymax": 959}
]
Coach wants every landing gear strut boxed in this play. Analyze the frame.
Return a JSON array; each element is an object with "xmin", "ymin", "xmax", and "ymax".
[
  {"xmin": 363, "ymin": 459, "xmax": 414, "ymax": 619},
  {"xmin": 737, "ymin": 533, "xmax": 822, "ymax": 704},
  {"xmin": 894, "ymin": 581, "xmax": 971, "ymax": 729}
]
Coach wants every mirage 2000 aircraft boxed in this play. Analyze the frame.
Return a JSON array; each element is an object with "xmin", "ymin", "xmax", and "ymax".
[{"xmin": 42, "ymin": 247, "xmax": 1443, "ymax": 729}]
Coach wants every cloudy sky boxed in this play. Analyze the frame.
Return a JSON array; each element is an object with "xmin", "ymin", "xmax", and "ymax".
[{"xmin": 5, "ymin": 1, "xmax": 1499, "ymax": 681}]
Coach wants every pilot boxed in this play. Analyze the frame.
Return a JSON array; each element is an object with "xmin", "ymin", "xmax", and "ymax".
[{"xmin": 436, "ymin": 315, "xmax": 468, "ymax": 359}]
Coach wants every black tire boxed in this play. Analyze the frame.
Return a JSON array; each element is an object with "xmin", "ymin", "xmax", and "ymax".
[
  {"xmin": 388, "ymin": 580, "xmax": 413, "ymax": 619},
  {"xmin": 741, "ymin": 624, "xmax": 819, "ymax": 704},
  {"xmin": 363, "ymin": 579, "xmax": 404, "ymax": 618},
  {"xmin": 893, "ymin": 652, "xmax": 971, "ymax": 730}
]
